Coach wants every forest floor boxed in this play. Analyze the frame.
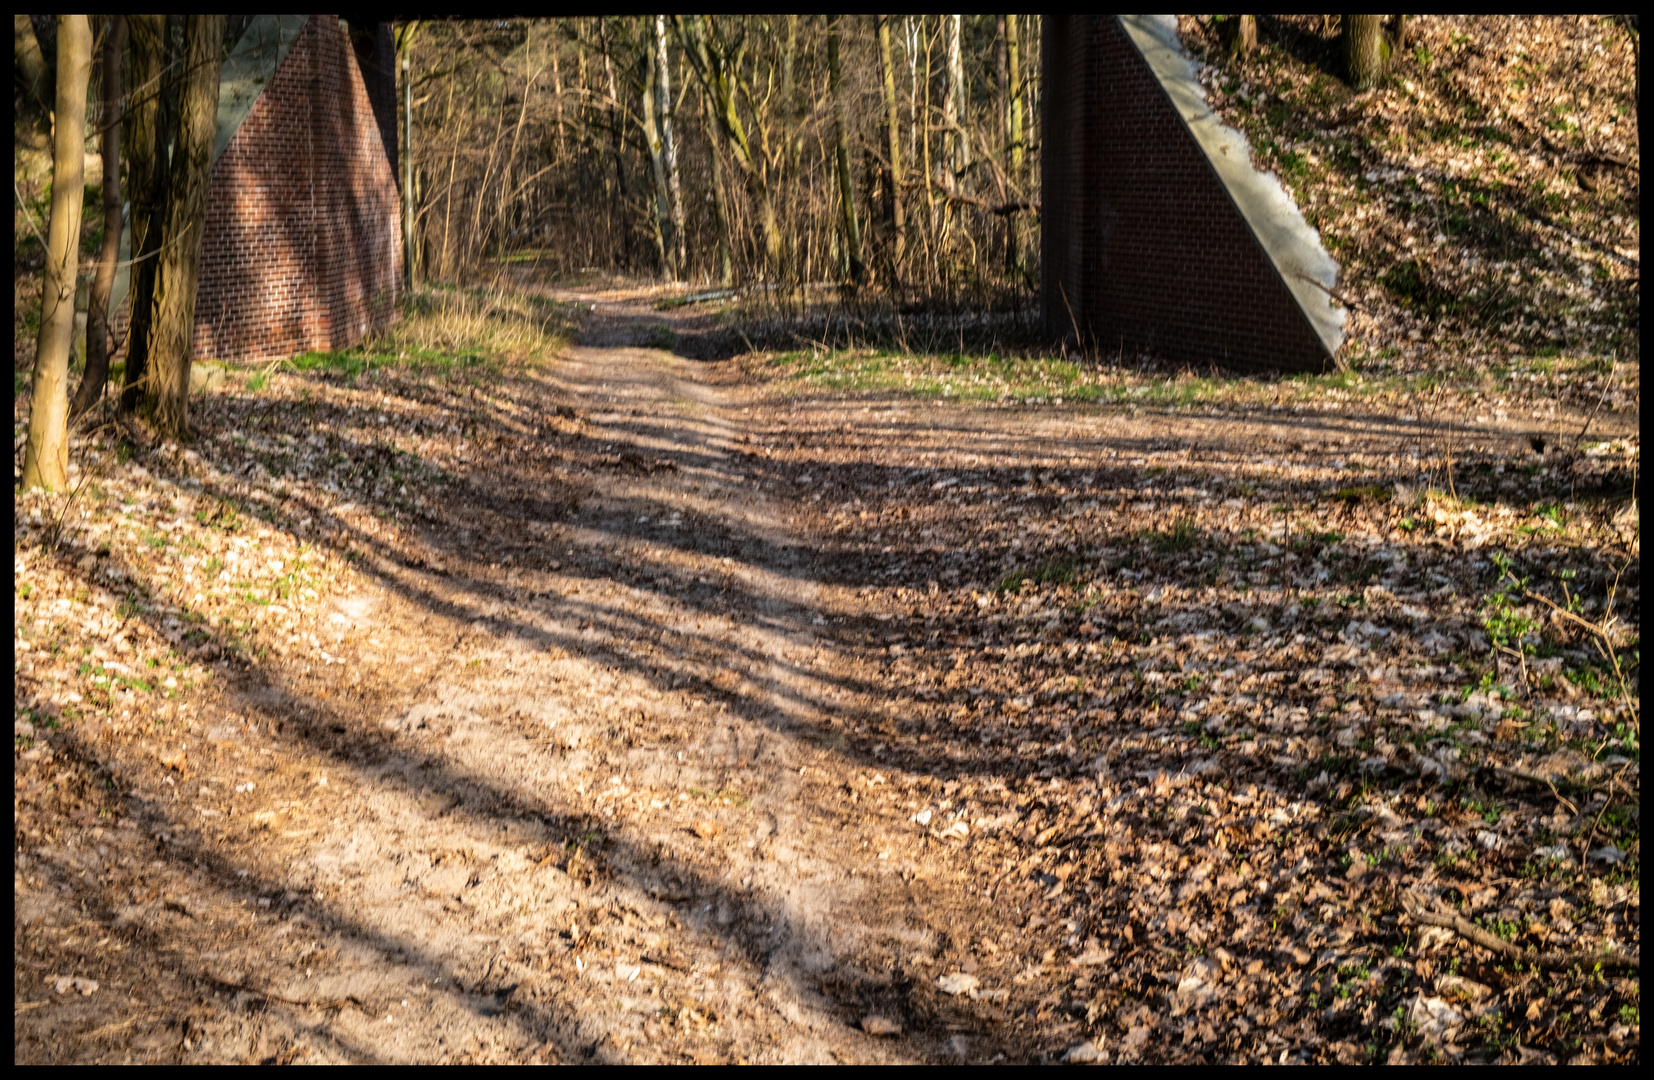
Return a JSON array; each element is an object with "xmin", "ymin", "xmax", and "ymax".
[{"xmin": 13, "ymin": 280, "xmax": 1640, "ymax": 1064}]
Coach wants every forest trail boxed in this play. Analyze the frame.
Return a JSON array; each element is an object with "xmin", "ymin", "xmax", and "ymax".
[{"xmin": 223, "ymin": 291, "xmax": 1033, "ymax": 1063}]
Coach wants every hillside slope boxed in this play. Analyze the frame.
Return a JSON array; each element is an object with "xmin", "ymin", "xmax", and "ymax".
[{"xmin": 1178, "ymin": 15, "xmax": 1638, "ymax": 395}]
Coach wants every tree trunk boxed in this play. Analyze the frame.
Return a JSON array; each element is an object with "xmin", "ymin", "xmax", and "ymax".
[
  {"xmin": 14, "ymin": 14, "xmax": 51, "ymax": 117},
  {"xmin": 143, "ymin": 13, "xmax": 222, "ymax": 439},
  {"xmin": 877, "ymin": 15, "xmax": 905, "ymax": 280},
  {"xmin": 597, "ymin": 19, "xmax": 631, "ymax": 267},
  {"xmin": 654, "ymin": 16, "xmax": 685, "ymax": 280},
  {"xmin": 120, "ymin": 14, "xmax": 173, "ymax": 414},
  {"xmin": 23, "ymin": 15, "xmax": 91, "ymax": 492},
  {"xmin": 942, "ymin": 14, "xmax": 966, "ymax": 184},
  {"xmin": 828, "ymin": 16, "xmax": 864, "ymax": 284},
  {"xmin": 71, "ymin": 15, "xmax": 126, "ymax": 421},
  {"xmin": 642, "ymin": 41, "xmax": 673, "ymax": 278},
  {"xmin": 995, "ymin": 16, "xmax": 1008, "ymax": 157},
  {"xmin": 703, "ymin": 90, "xmax": 733, "ymax": 287},
  {"xmin": 1225, "ymin": 15, "xmax": 1258, "ymax": 61},
  {"xmin": 1343, "ymin": 14, "xmax": 1387, "ymax": 91}
]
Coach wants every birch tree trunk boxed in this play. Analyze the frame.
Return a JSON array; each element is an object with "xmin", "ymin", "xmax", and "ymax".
[
  {"xmin": 642, "ymin": 41, "xmax": 673, "ymax": 277},
  {"xmin": 22, "ymin": 14, "xmax": 91, "ymax": 491},
  {"xmin": 654, "ymin": 16, "xmax": 685, "ymax": 279},
  {"xmin": 144, "ymin": 13, "xmax": 222, "ymax": 438},
  {"xmin": 943, "ymin": 14, "xmax": 966, "ymax": 183},
  {"xmin": 828, "ymin": 16, "xmax": 864, "ymax": 284},
  {"xmin": 71, "ymin": 14, "xmax": 126, "ymax": 421}
]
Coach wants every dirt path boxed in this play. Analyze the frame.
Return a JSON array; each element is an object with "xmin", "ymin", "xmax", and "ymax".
[{"xmin": 15, "ymin": 286, "xmax": 1639, "ymax": 1064}]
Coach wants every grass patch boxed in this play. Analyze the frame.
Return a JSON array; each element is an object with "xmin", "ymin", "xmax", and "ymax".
[
  {"xmin": 252, "ymin": 285, "xmax": 581, "ymax": 389},
  {"xmin": 997, "ymin": 557, "xmax": 1080, "ymax": 592}
]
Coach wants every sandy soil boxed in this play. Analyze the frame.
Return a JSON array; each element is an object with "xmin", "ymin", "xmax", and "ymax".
[{"xmin": 14, "ymin": 287, "xmax": 1638, "ymax": 1063}]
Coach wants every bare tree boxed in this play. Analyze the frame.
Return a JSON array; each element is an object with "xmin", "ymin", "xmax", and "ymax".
[
  {"xmin": 71, "ymin": 15, "xmax": 126, "ymax": 421},
  {"xmin": 22, "ymin": 15, "xmax": 91, "ymax": 491},
  {"xmin": 678, "ymin": 15, "xmax": 786, "ymax": 278},
  {"xmin": 395, "ymin": 17, "xmax": 1045, "ymax": 299},
  {"xmin": 827, "ymin": 16, "xmax": 864, "ymax": 284},
  {"xmin": 877, "ymin": 15, "xmax": 906, "ymax": 280}
]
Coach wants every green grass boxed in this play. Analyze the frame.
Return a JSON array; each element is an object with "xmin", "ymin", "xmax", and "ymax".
[{"xmin": 231, "ymin": 286, "xmax": 580, "ymax": 393}]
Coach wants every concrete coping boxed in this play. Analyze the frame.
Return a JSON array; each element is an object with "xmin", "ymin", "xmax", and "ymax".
[{"xmin": 1118, "ymin": 15, "xmax": 1346, "ymax": 358}]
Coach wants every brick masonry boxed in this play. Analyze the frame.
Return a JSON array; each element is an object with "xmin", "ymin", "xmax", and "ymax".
[
  {"xmin": 114, "ymin": 16, "xmax": 401, "ymax": 365},
  {"xmin": 1042, "ymin": 16, "xmax": 1333, "ymax": 373}
]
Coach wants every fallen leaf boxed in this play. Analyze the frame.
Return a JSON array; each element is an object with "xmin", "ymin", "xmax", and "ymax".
[{"xmin": 1407, "ymin": 995, "xmax": 1464, "ymax": 1041}]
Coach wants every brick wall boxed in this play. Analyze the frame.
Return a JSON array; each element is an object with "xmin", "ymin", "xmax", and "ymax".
[
  {"xmin": 115, "ymin": 15, "xmax": 401, "ymax": 365},
  {"xmin": 1041, "ymin": 16, "xmax": 1330, "ymax": 373}
]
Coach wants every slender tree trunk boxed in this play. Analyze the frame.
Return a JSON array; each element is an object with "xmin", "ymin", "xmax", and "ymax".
[
  {"xmin": 703, "ymin": 90, "xmax": 733, "ymax": 287},
  {"xmin": 599, "ymin": 18, "xmax": 632, "ymax": 265},
  {"xmin": 920, "ymin": 18, "xmax": 937, "ymax": 278},
  {"xmin": 120, "ymin": 14, "xmax": 172, "ymax": 414},
  {"xmin": 943, "ymin": 14, "xmax": 966, "ymax": 183},
  {"xmin": 781, "ymin": 14, "xmax": 801, "ymax": 267},
  {"xmin": 23, "ymin": 15, "xmax": 91, "ymax": 491},
  {"xmin": 1007, "ymin": 14, "xmax": 1023, "ymax": 180},
  {"xmin": 877, "ymin": 15, "xmax": 905, "ymax": 280},
  {"xmin": 1343, "ymin": 14, "xmax": 1387, "ymax": 91},
  {"xmin": 440, "ymin": 78, "xmax": 458, "ymax": 279},
  {"xmin": 995, "ymin": 16, "xmax": 1008, "ymax": 157},
  {"xmin": 654, "ymin": 16, "xmax": 685, "ymax": 279},
  {"xmin": 71, "ymin": 15, "xmax": 126, "ymax": 421},
  {"xmin": 550, "ymin": 39, "xmax": 565, "ymax": 158},
  {"xmin": 642, "ymin": 42, "xmax": 673, "ymax": 277},
  {"xmin": 827, "ymin": 16, "xmax": 864, "ymax": 284},
  {"xmin": 144, "ymin": 13, "xmax": 222, "ymax": 438},
  {"xmin": 996, "ymin": 15, "xmax": 1017, "ymax": 277}
]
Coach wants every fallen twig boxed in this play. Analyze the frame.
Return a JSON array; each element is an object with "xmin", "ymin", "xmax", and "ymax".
[
  {"xmin": 1401, "ymin": 891, "xmax": 1639, "ymax": 972},
  {"xmin": 207, "ymin": 974, "xmax": 366, "ymax": 1012}
]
